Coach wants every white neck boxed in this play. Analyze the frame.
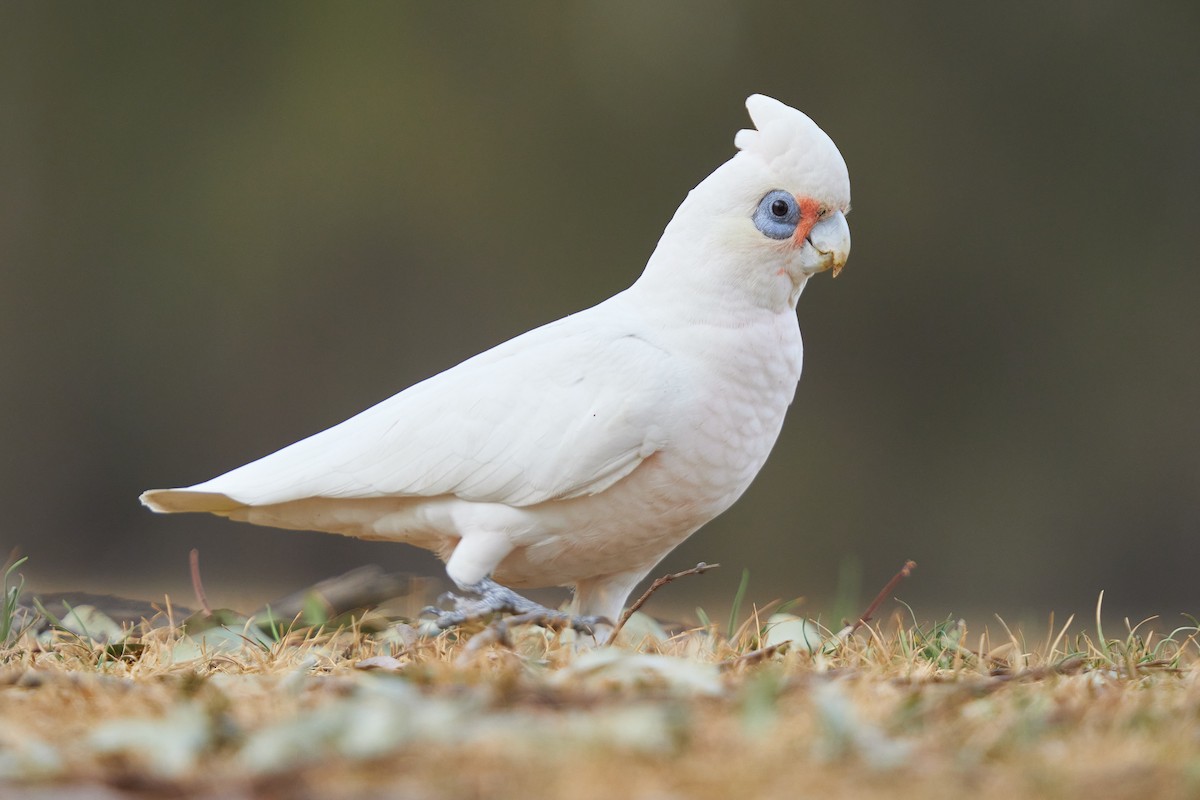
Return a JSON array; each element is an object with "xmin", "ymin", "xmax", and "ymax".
[{"xmin": 631, "ymin": 210, "xmax": 806, "ymax": 319}]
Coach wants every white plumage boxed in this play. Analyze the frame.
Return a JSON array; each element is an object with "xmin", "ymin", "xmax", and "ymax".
[{"xmin": 141, "ymin": 94, "xmax": 852, "ymax": 625}]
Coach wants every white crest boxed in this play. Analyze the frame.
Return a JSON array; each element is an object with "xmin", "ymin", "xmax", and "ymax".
[{"xmin": 733, "ymin": 94, "xmax": 850, "ymax": 209}]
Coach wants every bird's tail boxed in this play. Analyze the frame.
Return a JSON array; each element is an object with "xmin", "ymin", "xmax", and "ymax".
[{"xmin": 139, "ymin": 488, "xmax": 245, "ymax": 515}]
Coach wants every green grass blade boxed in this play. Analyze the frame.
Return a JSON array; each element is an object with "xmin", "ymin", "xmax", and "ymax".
[{"xmin": 727, "ymin": 568, "xmax": 750, "ymax": 643}]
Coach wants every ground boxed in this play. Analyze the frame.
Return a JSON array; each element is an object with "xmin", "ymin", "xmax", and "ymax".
[{"xmin": 2, "ymin": 566, "xmax": 1198, "ymax": 799}]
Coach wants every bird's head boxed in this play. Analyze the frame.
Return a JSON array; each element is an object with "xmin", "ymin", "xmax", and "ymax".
[{"xmin": 639, "ymin": 95, "xmax": 851, "ymax": 313}]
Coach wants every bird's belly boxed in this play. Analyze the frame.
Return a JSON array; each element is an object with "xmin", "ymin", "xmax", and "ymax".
[
  {"xmin": 492, "ymin": 456, "xmax": 715, "ymax": 587},
  {"xmin": 494, "ymin": 372, "xmax": 796, "ymax": 587}
]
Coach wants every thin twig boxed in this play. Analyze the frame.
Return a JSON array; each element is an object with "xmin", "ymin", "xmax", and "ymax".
[
  {"xmin": 605, "ymin": 562, "xmax": 720, "ymax": 645},
  {"xmin": 839, "ymin": 559, "xmax": 916, "ymax": 638},
  {"xmin": 189, "ymin": 548, "xmax": 213, "ymax": 617},
  {"xmin": 719, "ymin": 642, "xmax": 790, "ymax": 672},
  {"xmin": 990, "ymin": 654, "xmax": 1089, "ymax": 682}
]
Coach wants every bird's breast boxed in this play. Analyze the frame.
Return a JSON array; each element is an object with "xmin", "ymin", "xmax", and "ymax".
[{"xmin": 658, "ymin": 313, "xmax": 803, "ymax": 507}]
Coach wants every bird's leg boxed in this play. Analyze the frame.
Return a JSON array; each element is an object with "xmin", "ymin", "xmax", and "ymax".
[{"xmin": 426, "ymin": 577, "xmax": 607, "ymax": 637}]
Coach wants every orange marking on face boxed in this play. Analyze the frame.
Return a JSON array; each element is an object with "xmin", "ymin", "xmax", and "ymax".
[{"xmin": 792, "ymin": 197, "xmax": 822, "ymax": 247}]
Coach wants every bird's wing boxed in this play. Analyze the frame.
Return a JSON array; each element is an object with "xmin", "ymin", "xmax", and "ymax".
[{"xmin": 169, "ymin": 305, "xmax": 677, "ymax": 509}]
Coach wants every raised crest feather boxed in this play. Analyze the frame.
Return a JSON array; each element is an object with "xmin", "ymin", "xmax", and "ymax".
[
  {"xmin": 731, "ymin": 93, "xmax": 850, "ymax": 210},
  {"xmin": 736, "ymin": 94, "xmax": 825, "ymax": 155}
]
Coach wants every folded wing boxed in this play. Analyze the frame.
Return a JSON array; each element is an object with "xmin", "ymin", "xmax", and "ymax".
[{"xmin": 142, "ymin": 308, "xmax": 676, "ymax": 512}]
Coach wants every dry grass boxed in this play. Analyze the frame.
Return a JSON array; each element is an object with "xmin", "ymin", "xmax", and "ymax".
[{"xmin": 2, "ymin": 571, "xmax": 1200, "ymax": 799}]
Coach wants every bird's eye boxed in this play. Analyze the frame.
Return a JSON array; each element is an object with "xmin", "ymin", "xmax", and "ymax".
[{"xmin": 753, "ymin": 190, "xmax": 800, "ymax": 240}]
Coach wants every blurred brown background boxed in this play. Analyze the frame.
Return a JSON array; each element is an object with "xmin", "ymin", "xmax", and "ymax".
[{"xmin": 1, "ymin": 3, "xmax": 1197, "ymax": 626}]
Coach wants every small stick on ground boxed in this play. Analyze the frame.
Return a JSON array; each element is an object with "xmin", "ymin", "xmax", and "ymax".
[
  {"xmin": 838, "ymin": 559, "xmax": 916, "ymax": 639},
  {"xmin": 605, "ymin": 562, "xmax": 720, "ymax": 645},
  {"xmin": 720, "ymin": 642, "xmax": 790, "ymax": 672},
  {"xmin": 250, "ymin": 565, "xmax": 412, "ymax": 621},
  {"xmin": 189, "ymin": 548, "xmax": 213, "ymax": 618}
]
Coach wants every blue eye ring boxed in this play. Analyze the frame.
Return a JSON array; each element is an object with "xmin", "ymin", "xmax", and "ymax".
[{"xmin": 753, "ymin": 190, "xmax": 799, "ymax": 240}]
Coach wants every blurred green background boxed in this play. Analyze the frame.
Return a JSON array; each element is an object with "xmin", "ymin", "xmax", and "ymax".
[{"xmin": 2, "ymin": 3, "xmax": 1197, "ymax": 625}]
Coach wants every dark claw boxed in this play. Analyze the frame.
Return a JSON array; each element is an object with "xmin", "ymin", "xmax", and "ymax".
[{"xmin": 434, "ymin": 611, "xmax": 468, "ymax": 628}]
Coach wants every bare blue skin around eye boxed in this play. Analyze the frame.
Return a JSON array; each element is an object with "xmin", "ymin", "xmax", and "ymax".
[{"xmin": 753, "ymin": 189, "xmax": 799, "ymax": 239}]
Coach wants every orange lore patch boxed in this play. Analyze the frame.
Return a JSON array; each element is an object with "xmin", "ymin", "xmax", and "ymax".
[{"xmin": 792, "ymin": 197, "xmax": 822, "ymax": 247}]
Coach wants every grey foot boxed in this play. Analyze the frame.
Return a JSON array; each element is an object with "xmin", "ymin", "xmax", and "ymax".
[{"xmin": 425, "ymin": 577, "xmax": 606, "ymax": 636}]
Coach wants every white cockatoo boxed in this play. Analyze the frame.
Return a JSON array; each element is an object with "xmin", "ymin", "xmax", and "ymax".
[{"xmin": 141, "ymin": 94, "xmax": 851, "ymax": 633}]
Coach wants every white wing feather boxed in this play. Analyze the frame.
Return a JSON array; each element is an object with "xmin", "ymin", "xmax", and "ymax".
[{"xmin": 168, "ymin": 297, "xmax": 676, "ymax": 509}]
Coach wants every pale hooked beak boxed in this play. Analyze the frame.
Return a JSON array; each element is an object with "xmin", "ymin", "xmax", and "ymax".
[{"xmin": 804, "ymin": 210, "xmax": 851, "ymax": 278}]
